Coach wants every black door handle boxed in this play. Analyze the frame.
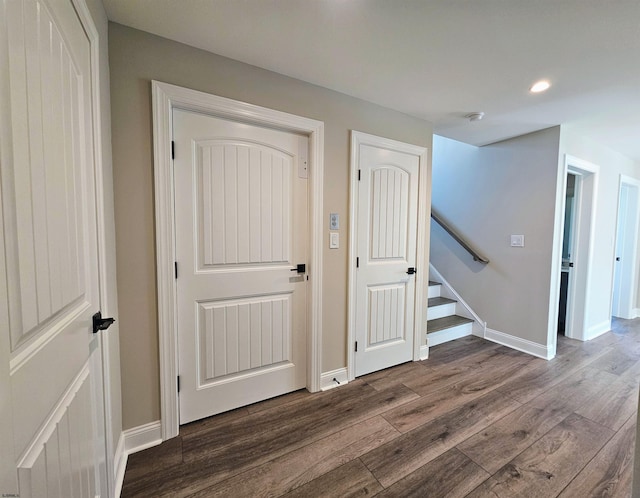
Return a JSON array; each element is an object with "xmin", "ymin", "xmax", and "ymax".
[
  {"xmin": 616, "ymin": 257, "xmax": 621, "ymax": 261},
  {"xmin": 406, "ymin": 267, "xmax": 416, "ymax": 275},
  {"xmin": 93, "ymin": 311, "xmax": 115, "ymax": 334},
  {"xmin": 290, "ymin": 263, "xmax": 306, "ymax": 273}
]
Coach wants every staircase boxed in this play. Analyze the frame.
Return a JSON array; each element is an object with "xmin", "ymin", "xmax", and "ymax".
[{"xmin": 427, "ymin": 280, "xmax": 474, "ymax": 347}]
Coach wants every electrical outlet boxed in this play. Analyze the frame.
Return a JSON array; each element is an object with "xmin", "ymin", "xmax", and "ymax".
[{"xmin": 330, "ymin": 213, "xmax": 339, "ymax": 230}]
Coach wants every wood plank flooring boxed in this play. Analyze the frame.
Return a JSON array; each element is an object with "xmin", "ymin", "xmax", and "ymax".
[{"xmin": 121, "ymin": 318, "xmax": 640, "ymax": 497}]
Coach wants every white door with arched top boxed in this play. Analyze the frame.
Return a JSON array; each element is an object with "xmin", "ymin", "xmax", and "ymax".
[
  {"xmin": 351, "ymin": 132, "xmax": 424, "ymax": 377},
  {"xmin": 173, "ymin": 109, "xmax": 309, "ymax": 424},
  {"xmin": 1, "ymin": 0, "xmax": 107, "ymax": 495}
]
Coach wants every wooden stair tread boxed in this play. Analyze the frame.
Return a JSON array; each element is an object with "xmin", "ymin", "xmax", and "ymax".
[
  {"xmin": 428, "ymin": 297, "xmax": 456, "ymax": 307},
  {"xmin": 428, "ymin": 315, "xmax": 473, "ymax": 333}
]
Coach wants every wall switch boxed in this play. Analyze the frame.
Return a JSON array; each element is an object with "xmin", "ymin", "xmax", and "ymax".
[
  {"xmin": 511, "ymin": 234, "xmax": 525, "ymax": 247},
  {"xmin": 329, "ymin": 213, "xmax": 339, "ymax": 230},
  {"xmin": 330, "ymin": 232, "xmax": 339, "ymax": 249}
]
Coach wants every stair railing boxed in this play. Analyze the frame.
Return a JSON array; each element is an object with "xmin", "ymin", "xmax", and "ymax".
[{"xmin": 431, "ymin": 208, "xmax": 490, "ymax": 264}]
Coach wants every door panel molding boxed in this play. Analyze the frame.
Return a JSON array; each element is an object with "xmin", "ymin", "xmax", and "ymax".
[
  {"xmin": 347, "ymin": 130, "xmax": 428, "ymax": 380},
  {"xmin": 152, "ymin": 81, "xmax": 324, "ymax": 440}
]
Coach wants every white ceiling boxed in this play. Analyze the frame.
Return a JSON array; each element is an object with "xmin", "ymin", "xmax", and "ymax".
[{"xmin": 103, "ymin": 0, "xmax": 640, "ymax": 161}]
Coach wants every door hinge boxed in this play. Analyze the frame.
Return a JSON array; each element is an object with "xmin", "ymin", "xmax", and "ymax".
[
  {"xmin": 174, "ymin": 261, "xmax": 178, "ymax": 279},
  {"xmin": 356, "ymin": 257, "xmax": 359, "ymax": 268},
  {"xmin": 355, "ymin": 341, "xmax": 358, "ymax": 352},
  {"xmin": 171, "ymin": 141, "xmax": 175, "ymax": 160},
  {"xmin": 177, "ymin": 375, "xmax": 181, "ymax": 393},
  {"xmin": 358, "ymin": 169, "xmax": 361, "ymax": 181}
]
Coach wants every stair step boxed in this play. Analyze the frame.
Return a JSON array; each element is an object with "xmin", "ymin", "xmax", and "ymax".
[
  {"xmin": 428, "ymin": 297, "xmax": 456, "ymax": 308},
  {"xmin": 427, "ymin": 315, "xmax": 473, "ymax": 333},
  {"xmin": 427, "ymin": 315, "xmax": 474, "ymax": 347},
  {"xmin": 427, "ymin": 281, "xmax": 442, "ymax": 298}
]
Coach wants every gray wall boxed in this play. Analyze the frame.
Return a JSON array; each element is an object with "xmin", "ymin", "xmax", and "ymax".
[
  {"xmin": 430, "ymin": 128, "xmax": 561, "ymax": 346},
  {"xmin": 108, "ymin": 23, "xmax": 433, "ymax": 430}
]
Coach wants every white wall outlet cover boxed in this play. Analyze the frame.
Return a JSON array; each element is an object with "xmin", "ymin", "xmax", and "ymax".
[
  {"xmin": 330, "ymin": 231, "xmax": 339, "ymax": 249},
  {"xmin": 511, "ymin": 234, "xmax": 525, "ymax": 247},
  {"xmin": 329, "ymin": 213, "xmax": 339, "ymax": 230}
]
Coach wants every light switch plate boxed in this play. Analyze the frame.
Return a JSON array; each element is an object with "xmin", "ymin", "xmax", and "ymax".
[
  {"xmin": 511, "ymin": 234, "xmax": 525, "ymax": 247},
  {"xmin": 330, "ymin": 232, "xmax": 339, "ymax": 249},
  {"xmin": 329, "ymin": 213, "xmax": 339, "ymax": 230}
]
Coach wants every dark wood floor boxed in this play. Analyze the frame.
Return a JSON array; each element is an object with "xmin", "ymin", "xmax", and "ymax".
[{"xmin": 121, "ymin": 318, "xmax": 640, "ymax": 497}]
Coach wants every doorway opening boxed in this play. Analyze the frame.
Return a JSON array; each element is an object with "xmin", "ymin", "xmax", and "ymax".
[
  {"xmin": 550, "ymin": 155, "xmax": 599, "ymax": 356},
  {"xmin": 558, "ymin": 173, "xmax": 579, "ymax": 336},
  {"xmin": 612, "ymin": 176, "xmax": 640, "ymax": 320}
]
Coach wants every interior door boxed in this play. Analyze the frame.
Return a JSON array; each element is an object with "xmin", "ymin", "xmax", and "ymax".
[
  {"xmin": 354, "ymin": 142, "xmax": 420, "ymax": 377},
  {"xmin": 612, "ymin": 183, "xmax": 639, "ymax": 319},
  {"xmin": 173, "ymin": 110, "xmax": 309, "ymax": 424},
  {"xmin": 2, "ymin": 0, "xmax": 105, "ymax": 495}
]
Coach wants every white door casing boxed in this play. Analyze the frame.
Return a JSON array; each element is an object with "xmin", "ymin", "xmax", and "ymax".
[
  {"xmin": 548, "ymin": 154, "xmax": 599, "ymax": 353},
  {"xmin": 1, "ymin": 0, "xmax": 107, "ymax": 495},
  {"xmin": 152, "ymin": 81, "xmax": 324, "ymax": 439},
  {"xmin": 174, "ymin": 110, "xmax": 309, "ymax": 423},
  {"xmin": 348, "ymin": 131, "xmax": 427, "ymax": 378}
]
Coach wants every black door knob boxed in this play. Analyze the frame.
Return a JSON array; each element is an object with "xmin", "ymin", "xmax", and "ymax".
[{"xmin": 93, "ymin": 311, "xmax": 115, "ymax": 334}]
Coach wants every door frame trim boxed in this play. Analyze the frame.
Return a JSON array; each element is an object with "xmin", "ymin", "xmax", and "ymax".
[
  {"xmin": 151, "ymin": 81, "xmax": 324, "ymax": 440},
  {"xmin": 548, "ymin": 154, "xmax": 599, "ymax": 354},
  {"xmin": 347, "ymin": 130, "xmax": 429, "ymax": 381}
]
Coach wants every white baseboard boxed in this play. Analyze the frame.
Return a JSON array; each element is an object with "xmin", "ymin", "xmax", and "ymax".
[
  {"xmin": 113, "ymin": 432, "xmax": 127, "ymax": 498},
  {"xmin": 420, "ymin": 345, "xmax": 429, "ymax": 360},
  {"xmin": 321, "ymin": 368, "xmax": 349, "ymax": 391},
  {"xmin": 485, "ymin": 328, "xmax": 554, "ymax": 360},
  {"xmin": 584, "ymin": 320, "xmax": 612, "ymax": 341},
  {"xmin": 634, "ymin": 309, "xmax": 640, "ymax": 319},
  {"xmin": 124, "ymin": 420, "xmax": 162, "ymax": 455}
]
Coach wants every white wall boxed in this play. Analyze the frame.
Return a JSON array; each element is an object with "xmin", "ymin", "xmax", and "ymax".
[
  {"xmin": 431, "ymin": 128, "xmax": 561, "ymax": 348},
  {"xmin": 558, "ymin": 129, "xmax": 640, "ymax": 331}
]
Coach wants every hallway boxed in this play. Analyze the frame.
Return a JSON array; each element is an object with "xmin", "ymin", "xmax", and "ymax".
[{"xmin": 122, "ymin": 319, "xmax": 639, "ymax": 497}]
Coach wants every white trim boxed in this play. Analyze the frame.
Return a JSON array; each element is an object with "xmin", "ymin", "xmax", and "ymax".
[
  {"xmin": 347, "ymin": 131, "xmax": 428, "ymax": 381},
  {"xmin": 633, "ymin": 308, "xmax": 640, "ymax": 319},
  {"xmin": 69, "ymin": 2, "xmax": 119, "ymax": 496},
  {"xmin": 485, "ymin": 328, "xmax": 554, "ymax": 360},
  {"xmin": 113, "ymin": 433, "xmax": 127, "ymax": 498},
  {"xmin": 320, "ymin": 368, "xmax": 349, "ymax": 391},
  {"xmin": 584, "ymin": 320, "xmax": 612, "ymax": 341},
  {"xmin": 124, "ymin": 421, "xmax": 162, "ymax": 455},
  {"xmin": 429, "ymin": 263, "xmax": 487, "ymax": 336},
  {"xmin": 548, "ymin": 155, "xmax": 599, "ymax": 355},
  {"xmin": 152, "ymin": 81, "xmax": 324, "ymax": 440},
  {"xmin": 420, "ymin": 345, "xmax": 429, "ymax": 360}
]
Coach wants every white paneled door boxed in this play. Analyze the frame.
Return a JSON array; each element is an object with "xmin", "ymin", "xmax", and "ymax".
[
  {"xmin": 1, "ymin": 0, "xmax": 106, "ymax": 495},
  {"xmin": 173, "ymin": 110, "xmax": 309, "ymax": 424},
  {"xmin": 353, "ymin": 137, "xmax": 421, "ymax": 376}
]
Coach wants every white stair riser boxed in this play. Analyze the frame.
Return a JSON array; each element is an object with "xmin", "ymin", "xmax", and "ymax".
[
  {"xmin": 428, "ymin": 285, "xmax": 441, "ymax": 298},
  {"xmin": 427, "ymin": 322, "xmax": 473, "ymax": 347},
  {"xmin": 427, "ymin": 302, "xmax": 456, "ymax": 320}
]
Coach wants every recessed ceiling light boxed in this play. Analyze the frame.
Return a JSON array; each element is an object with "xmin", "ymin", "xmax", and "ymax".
[
  {"xmin": 530, "ymin": 80, "xmax": 551, "ymax": 93},
  {"xmin": 465, "ymin": 112, "xmax": 485, "ymax": 122}
]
